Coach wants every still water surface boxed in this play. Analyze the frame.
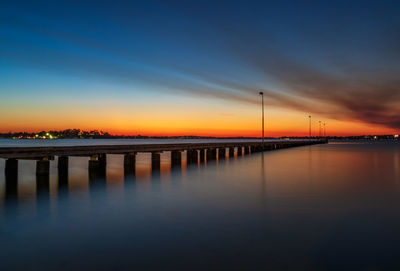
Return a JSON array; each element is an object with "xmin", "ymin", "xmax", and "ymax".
[{"xmin": 1, "ymin": 141, "xmax": 400, "ymax": 270}]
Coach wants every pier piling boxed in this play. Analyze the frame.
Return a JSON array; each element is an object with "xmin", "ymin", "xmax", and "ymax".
[{"xmin": 0, "ymin": 140, "xmax": 327, "ymax": 178}]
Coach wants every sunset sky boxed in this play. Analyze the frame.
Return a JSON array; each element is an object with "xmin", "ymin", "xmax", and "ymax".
[{"xmin": 1, "ymin": 0, "xmax": 399, "ymax": 137}]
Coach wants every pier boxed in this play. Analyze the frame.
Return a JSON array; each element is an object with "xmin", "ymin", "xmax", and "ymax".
[{"xmin": 1, "ymin": 140, "xmax": 327, "ymax": 183}]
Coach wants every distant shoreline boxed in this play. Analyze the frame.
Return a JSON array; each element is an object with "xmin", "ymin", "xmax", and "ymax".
[
  {"xmin": 0, "ymin": 137, "xmax": 398, "ymax": 142},
  {"xmin": 0, "ymin": 129, "xmax": 398, "ymax": 141}
]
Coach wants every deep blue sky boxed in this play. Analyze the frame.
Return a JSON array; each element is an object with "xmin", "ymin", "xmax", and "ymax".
[{"xmin": 1, "ymin": 0, "xmax": 399, "ymax": 135}]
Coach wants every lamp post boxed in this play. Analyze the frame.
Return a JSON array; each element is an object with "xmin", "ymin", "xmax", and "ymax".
[
  {"xmin": 259, "ymin": 91, "xmax": 264, "ymax": 145},
  {"xmin": 308, "ymin": 115, "xmax": 311, "ymax": 138},
  {"xmin": 324, "ymin": 122, "xmax": 326, "ymax": 137},
  {"xmin": 319, "ymin": 121, "xmax": 322, "ymax": 137}
]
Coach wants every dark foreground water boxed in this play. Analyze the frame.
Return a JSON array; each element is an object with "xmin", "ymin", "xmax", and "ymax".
[{"xmin": 1, "ymin": 141, "xmax": 400, "ymax": 270}]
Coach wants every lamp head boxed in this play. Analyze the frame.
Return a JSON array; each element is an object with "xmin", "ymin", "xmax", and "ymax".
[{"xmin": 259, "ymin": 91, "xmax": 264, "ymax": 95}]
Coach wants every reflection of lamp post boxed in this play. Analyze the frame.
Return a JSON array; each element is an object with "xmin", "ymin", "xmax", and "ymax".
[
  {"xmin": 259, "ymin": 91, "xmax": 264, "ymax": 145},
  {"xmin": 308, "ymin": 115, "xmax": 311, "ymax": 138}
]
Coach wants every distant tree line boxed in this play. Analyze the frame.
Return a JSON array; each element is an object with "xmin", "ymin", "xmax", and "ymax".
[
  {"xmin": 0, "ymin": 129, "xmax": 114, "ymax": 139},
  {"xmin": 0, "ymin": 129, "xmax": 398, "ymax": 140},
  {"xmin": 0, "ymin": 129, "xmax": 249, "ymax": 139}
]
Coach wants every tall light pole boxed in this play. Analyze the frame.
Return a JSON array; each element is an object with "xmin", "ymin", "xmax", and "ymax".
[
  {"xmin": 319, "ymin": 121, "xmax": 322, "ymax": 137},
  {"xmin": 308, "ymin": 115, "xmax": 311, "ymax": 138},
  {"xmin": 324, "ymin": 122, "xmax": 326, "ymax": 137},
  {"xmin": 259, "ymin": 91, "xmax": 264, "ymax": 145}
]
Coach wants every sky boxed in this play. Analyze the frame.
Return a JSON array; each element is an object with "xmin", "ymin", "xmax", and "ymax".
[{"xmin": 1, "ymin": 0, "xmax": 399, "ymax": 137}]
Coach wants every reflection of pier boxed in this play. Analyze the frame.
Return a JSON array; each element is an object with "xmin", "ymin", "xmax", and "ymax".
[{"xmin": 1, "ymin": 140, "xmax": 327, "ymax": 187}]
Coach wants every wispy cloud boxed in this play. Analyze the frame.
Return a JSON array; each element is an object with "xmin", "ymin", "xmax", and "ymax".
[{"xmin": 1, "ymin": 1, "xmax": 399, "ymax": 130}]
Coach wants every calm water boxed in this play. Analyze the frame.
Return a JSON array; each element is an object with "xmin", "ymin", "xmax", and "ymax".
[{"xmin": 1, "ymin": 141, "xmax": 400, "ymax": 270}]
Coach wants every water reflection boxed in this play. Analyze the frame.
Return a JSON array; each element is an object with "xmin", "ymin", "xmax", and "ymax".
[
  {"xmin": 1, "ymin": 143, "xmax": 400, "ymax": 270},
  {"xmin": 2, "ymin": 143, "xmax": 400, "ymax": 208},
  {"xmin": 394, "ymin": 151, "xmax": 400, "ymax": 184},
  {"xmin": 5, "ymin": 169, "xmax": 18, "ymax": 201},
  {"xmin": 260, "ymin": 152, "xmax": 266, "ymax": 199}
]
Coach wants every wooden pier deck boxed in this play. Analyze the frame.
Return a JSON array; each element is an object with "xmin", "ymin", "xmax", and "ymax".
[{"xmin": 1, "ymin": 140, "xmax": 328, "ymax": 181}]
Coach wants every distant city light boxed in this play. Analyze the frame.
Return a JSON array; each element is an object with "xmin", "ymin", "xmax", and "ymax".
[{"xmin": 395, "ymin": 135, "xmax": 399, "ymax": 138}]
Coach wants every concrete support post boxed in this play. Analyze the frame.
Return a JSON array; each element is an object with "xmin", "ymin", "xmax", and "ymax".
[
  {"xmin": 244, "ymin": 146, "xmax": 249, "ymax": 155},
  {"xmin": 124, "ymin": 153, "xmax": 136, "ymax": 175},
  {"xmin": 199, "ymin": 149, "xmax": 205, "ymax": 163},
  {"xmin": 151, "ymin": 152, "xmax": 161, "ymax": 170},
  {"xmin": 171, "ymin": 151, "xmax": 182, "ymax": 167},
  {"xmin": 218, "ymin": 148, "xmax": 226, "ymax": 160},
  {"xmin": 229, "ymin": 148, "xmax": 234, "ymax": 157},
  {"xmin": 237, "ymin": 147, "xmax": 242, "ymax": 155}
]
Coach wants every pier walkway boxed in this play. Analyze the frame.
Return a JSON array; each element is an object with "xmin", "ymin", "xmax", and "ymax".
[{"xmin": 1, "ymin": 140, "xmax": 327, "ymax": 181}]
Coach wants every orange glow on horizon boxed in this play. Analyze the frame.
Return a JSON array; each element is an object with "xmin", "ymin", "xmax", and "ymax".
[
  {"xmin": 0, "ymin": 123, "xmax": 396, "ymax": 138},
  {"xmin": 0, "ymin": 100, "xmax": 397, "ymax": 137}
]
